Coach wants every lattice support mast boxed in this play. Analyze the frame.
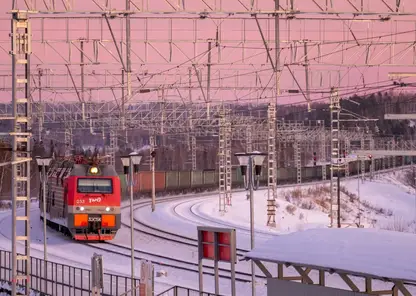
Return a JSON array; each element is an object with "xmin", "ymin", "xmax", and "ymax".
[
  {"xmin": 11, "ymin": 11, "xmax": 32, "ymax": 296},
  {"xmin": 191, "ymin": 135, "xmax": 196, "ymax": 171},
  {"xmin": 107, "ymin": 130, "xmax": 117, "ymax": 167},
  {"xmin": 267, "ymin": 103, "xmax": 277, "ymax": 227},
  {"xmin": 361, "ymin": 136, "xmax": 366, "ymax": 178},
  {"xmin": 64, "ymin": 128, "xmax": 73, "ymax": 157},
  {"xmin": 321, "ymin": 128, "xmax": 327, "ymax": 180},
  {"xmin": 369, "ymin": 137, "xmax": 375, "ymax": 177},
  {"xmin": 344, "ymin": 136, "xmax": 350, "ymax": 177},
  {"xmin": 150, "ymin": 134, "xmax": 156, "ymax": 170},
  {"xmin": 330, "ymin": 87, "xmax": 340, "ymax": 228},
  {"xmin": 218, "ymin": 109, "xmax": 226, "ymax": 213},
  {"xmin": 225, "ymin": 113, "xmax": 232, "ymax": 206},
  {"xmin": 294, "ymin": 135, "xmax": 302, "ymax": 184},
  {"xmin": 246, "ymin": 125, "xmax": 252, "ymax": 153}
]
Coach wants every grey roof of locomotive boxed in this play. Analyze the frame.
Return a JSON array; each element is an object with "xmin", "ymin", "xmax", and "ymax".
[{"xmin": 70, "ymin": 164, "xmax": 118, "ymax": 177}]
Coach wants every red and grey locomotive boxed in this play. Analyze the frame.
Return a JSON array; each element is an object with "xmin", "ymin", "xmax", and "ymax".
[{"xmin": 39, "ymin": 152, "xmax": 121, "ymax": 241}]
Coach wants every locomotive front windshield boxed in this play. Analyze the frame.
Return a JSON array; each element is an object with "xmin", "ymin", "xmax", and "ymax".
[{"xmin": 77, "ymin": 178, "xmax": 113, "ymax": 194}]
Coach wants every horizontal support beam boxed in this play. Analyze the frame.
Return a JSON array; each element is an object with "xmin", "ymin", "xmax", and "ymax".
[
  {"xmin": 10, "ymin": 9, "xmax": 416, "ymax": 17},
  {"xmin": 353, "ymin": 150, "xmax": 416, "ymax": 157},
  {"xmin": 384, "ymin": 114, "xmax": 416, "ymax": 120},
  {"xmin": 0, "ymin": 158, "xmax": 32, "ymax": 168}
]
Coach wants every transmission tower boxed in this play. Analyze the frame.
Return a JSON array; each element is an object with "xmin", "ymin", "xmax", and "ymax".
[{"xmin": 11, "ymin": 11, "xmax": 32, "ymax": 296}]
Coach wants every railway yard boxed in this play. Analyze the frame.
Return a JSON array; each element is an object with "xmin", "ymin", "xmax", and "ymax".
[{"xmin": 1, "ymin": 0, "xmax": 416, "ymax": 295}]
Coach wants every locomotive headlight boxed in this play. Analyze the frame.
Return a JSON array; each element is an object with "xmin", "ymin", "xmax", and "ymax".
[
  {"xmin": 105, "ymin": 207, "xmax": 110, "ymax": 212},
  {"xmin": 80, "ymin": 206, "xmax": 85, "ymax": 211},
  {"xmin": 89, "ymin": 166, "xmax": 99, "ymax": 174}
]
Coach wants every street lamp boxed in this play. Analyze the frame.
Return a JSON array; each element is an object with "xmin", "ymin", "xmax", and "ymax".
[
  {"xmin": 234, "ymin": 151, "xmax": 266, "ymax": 296},
  {"xmin": 35, "ymin": 155, "xmax": 52, "ymax": 293},
  {"xmin": 121, "ymin": 152, "xmax": 142, "ymax": 296},
  {"xmin": 236, "ymin": 151, "xmax": 266, "ymax": 191}
]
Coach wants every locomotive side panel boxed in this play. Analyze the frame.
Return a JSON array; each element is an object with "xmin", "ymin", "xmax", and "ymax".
[{"xmin": 42, "ymin": 168, "xmax": 69, "ymax": 227}]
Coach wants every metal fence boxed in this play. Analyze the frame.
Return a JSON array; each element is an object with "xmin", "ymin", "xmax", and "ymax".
[
  {"xmin": 0, "ymin": 250, "xmax": 220, "ymax": 296},
  {"xmin": 156, "ymin": 286, "xmax": 221, "ymax": 296},
  {"xmin": 0, "ymin": 249, "xmax": 139, "ymax": 296}
]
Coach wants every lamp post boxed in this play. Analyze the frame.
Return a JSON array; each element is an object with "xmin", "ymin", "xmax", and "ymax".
[
  {"xmin": 121, "ymin": 152, "xmax": 142, "ymax": 296},
  {"xmin": 35, "ymin": 156, "xmax": 52, "ymax": 261},
  {"xmin": 234, "ymin": 151, "xmax": 266, "ymax": 296},
  {"xmin": 35, "ymin": 156, "xmax": 52, "ymax": 294}
]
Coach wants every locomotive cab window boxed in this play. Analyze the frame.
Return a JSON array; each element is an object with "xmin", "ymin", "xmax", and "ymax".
[{"xmin": 77, "ymin": 178, "xmax": 113, "ymax": 194}]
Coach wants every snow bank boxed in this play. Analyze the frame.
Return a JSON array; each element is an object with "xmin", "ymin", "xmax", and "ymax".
[{"xmin": 245, "ymin": 228, "xmax": 416, "ymax": 282}]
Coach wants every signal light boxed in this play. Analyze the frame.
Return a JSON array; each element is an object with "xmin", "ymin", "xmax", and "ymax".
[{"xmin": 313, "ymin": 152, "xmax": 317, "ymax": 166}]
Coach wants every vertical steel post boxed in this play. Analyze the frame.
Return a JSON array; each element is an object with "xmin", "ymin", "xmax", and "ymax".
[
  {"xmin": 42, "ymin": 165, "xmax": 47, "ymax": 293},
  {"xmin": 11, "ymin": 11, "xmax": 32, "ymax": 296},
  {"xmin": 38, "ymin": 68, "xmax": 43, "ymax": 141},
  {"xmin": 129, "ymin": 157, "xmax": 135, "ymax": 296},
  {"xmin": 151, "ymin": 146, "xmax": 156, "ymax": 212},
  {"xmin": 248, "ymin": 156, "xmax": 255, "ymax": 296},
  {"xmin": 124, "ymin": 0, "xmax": 131, "ymax": 136}
]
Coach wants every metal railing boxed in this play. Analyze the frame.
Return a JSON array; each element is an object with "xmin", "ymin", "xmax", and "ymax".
[
  {"xmin": 156, "ymin": 286, "xmax": 222, "ymax": 296},
  {"xmin": 0, "ymin": 249, "xmax": 139, "ymax": 296},
  {"xmin": 0, "ymin": 250, "xmax": 223, "ymax": 296}
]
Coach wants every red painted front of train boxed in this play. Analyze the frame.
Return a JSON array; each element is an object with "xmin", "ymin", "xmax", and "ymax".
[{"xmin": 66, "ymin": 164, "xmax": 122, "ymax": 241}]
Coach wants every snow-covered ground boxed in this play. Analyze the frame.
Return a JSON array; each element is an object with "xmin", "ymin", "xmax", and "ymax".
[
  {"xmin": 134, "ymin": 168, "xmax": 416, "ymax": 295},
  {"xmin": 0, "ymin": 168, "xmax": 415, "ymax": 295}
]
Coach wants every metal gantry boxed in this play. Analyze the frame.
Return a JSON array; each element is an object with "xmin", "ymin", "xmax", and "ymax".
[
  {"xmin": 330, "ymin": 87, "xmax": 341, "ymax": 228},
  {"xmin": 11, "ymin": 11, "xmax": 32, "ymax": 296},
  {"xmin": 267, "ymin": 103, "xmax": 277, "ymax": 227}
]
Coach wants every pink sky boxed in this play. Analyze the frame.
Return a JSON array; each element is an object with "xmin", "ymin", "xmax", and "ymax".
[{"xmin": 1, "ymin": 0, "xmax": 416, "ymax": 106}]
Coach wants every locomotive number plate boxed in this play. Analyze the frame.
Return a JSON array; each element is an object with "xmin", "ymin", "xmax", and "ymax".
[{"xmin": 88, "ymin": 217, "xmax": 102, "ymax": 222}]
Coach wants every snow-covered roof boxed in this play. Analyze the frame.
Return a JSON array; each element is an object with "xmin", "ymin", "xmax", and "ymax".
[{"xmin": 244, "ymin": 228, "xmax": 416, "ymax": 283}]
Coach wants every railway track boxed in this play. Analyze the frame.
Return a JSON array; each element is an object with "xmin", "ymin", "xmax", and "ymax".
[{"xmin": 85, "ymin": 239, "xmax": 264, "ymax": 283}]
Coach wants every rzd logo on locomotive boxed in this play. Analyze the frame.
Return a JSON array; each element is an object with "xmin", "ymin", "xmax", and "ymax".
[{"xmin": 89, "ymin": 197, "xmax": 102, "ymax": 203}]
